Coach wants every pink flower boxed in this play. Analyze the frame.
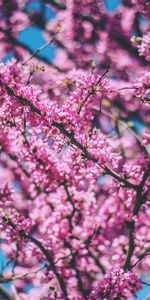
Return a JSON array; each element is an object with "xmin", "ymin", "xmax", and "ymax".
[
  {"xmin": 138, "ymin": 33, "xmax": 150, "ymax": 61},
  {"xmin": 132, "ymin": 0, "xmax": 150, "ymax": 18},
  {"xmin": 88, "ymin": 268, "xmax": 142, "ymax": 300}
]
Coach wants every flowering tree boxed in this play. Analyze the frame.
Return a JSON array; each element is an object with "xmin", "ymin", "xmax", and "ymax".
[{"xmin": 0, "ymin": 0, "xmax": 150, "ymax": 299}]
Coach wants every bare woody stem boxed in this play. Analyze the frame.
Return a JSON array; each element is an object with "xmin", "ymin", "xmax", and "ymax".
[
  {"xmin": 28, "ymin": 235, "xmax": 69, "ymax": 299},
  {"xmin": 42, "ymin": 0, "xmax": 66, "ymax": 10},
  {"xmin": 123, "ymin": 220, "xmax": 135, "ymax": 271},
  {"xmin": 129, "ymin": 248, "xmax": 150, "ymax": 270},
  {"xmin": 123, "ymin": 163, "xmax": 150, "ymax": 271},
  {"xmin": 0, "ymin": 267, "xmax": 44, "ymax": 283},
  {"xmin": 22, "ymin": 32, "xmax": 58, "ymax": 65}
]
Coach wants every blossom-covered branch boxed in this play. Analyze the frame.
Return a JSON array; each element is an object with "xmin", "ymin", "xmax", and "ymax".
[{"xmin": 0, "ymin": 0, "xmax": 150, "ymax": 299}]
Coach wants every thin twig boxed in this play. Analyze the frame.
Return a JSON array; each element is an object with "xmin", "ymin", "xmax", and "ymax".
[
  {"xmin": 22, "ymin": 30, "xmax": 59, "ymax": 65},
  {"xmin": 0, "ymin": 266, "xmax": 45, "ymax": 283},
  {"xmin": 78, "ymin": 66, "xmax": 110, "ymax": 115},
  {"xmin": 142, "ymin": 281, "xmax": 150, "ymax": 287},
  {"xmin": 129, "ymin": 252, "xmax": 150, "ymax": 270},
  {"xmin": 0, "ymin": 27, "xmax": 65, "ymax": 72},
  {"xmin": 101, "ymin": 108, "xmax": 150, "ymax": 155}
]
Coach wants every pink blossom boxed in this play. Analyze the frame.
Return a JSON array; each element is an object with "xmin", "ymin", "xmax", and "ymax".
[
  {"xmin": 88, "ymin": 268, "xmax": 142, "ymax": 300},
  {"xmin": 138, "ymin": 33, "xmax": 150, "ymax": 61},
  {"xmin": 131, "ymin": 0, "xmax": 150, "ymax": 18},
  {"xmin": 0, "ymin": 1, "xmax": 149, "ymax": 299}
]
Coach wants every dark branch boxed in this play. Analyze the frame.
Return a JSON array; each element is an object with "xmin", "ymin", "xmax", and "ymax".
[
  {"xmin": 28, "ymin": 234, "xmax": 69, "ymax": 299},
  {"xmin": 1, "ymin": 81, "xmax": 140, "ymax": 190},
  {"xmin": 123, "ymin": 220, "xmax": 135, "ymax": 271},
  {"xmin": 2, "ymin": 217, "xmax": 69, "ymax": 299},
  {"xmin": 133, "ymin": 162, "xmax": 150, "ymax": 215},
  {"xmin": 42, "ymin": 0, "xmax": 66, "ymax": 10},
  {"xmin": 123, "ymin": 164, "xmax": 150, "ymax": 270},
  {"xmin": 0, "ymin": 287, "xmax": 14, "ymax": 300}
]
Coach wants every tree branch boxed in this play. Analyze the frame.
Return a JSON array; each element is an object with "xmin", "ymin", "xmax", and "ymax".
[
  {"xmin": 27, "ymin": 234, "xmax": 69, "ymax": 299},
  {"xmin": 0, "ymin": 27, "xmax": 65, "ymax": 72},
  {"xmin": 42, "ymin": 0, "xmax": 66, "ymax": 10},
  {"xmin": 123, "ymin": 220, "xmax": 135, "ymax": 271},
  {"xmin": 1, "ymin": 81, "xmax": 140, "ymax": 190},
  {"xmin": 123, "ymin": 164, "xmax": 150, "ymax": 270},
  {"xmin": 2, "ymin": 217, "xmax": 69, "ymax": 300},
  {"xmin": 133, "ymin": 162, "xmax": 150, "ymax": 215},
  {"xmin": 22, "ymin": 32, "xmax": 58, "ymax": 65},
  {"xmin": 0, "ymin": 287, "xmax": 14, "ymax": 300}
]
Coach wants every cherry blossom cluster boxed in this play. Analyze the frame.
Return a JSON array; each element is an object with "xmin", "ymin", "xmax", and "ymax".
[
  {"xmin": 0, "ymin": 57, "xmax": 149, "ymax": 299},
  {"xmin": 88, "ymin": 268, "xmax": 142, "ymax": 300},
  {"xmin": 0, "ymin": 185, "xmax": 32, "ymax": 244},
  {"xmin": 138, "ymin": 33, "xmax": 150, "ymax": 61},
  {"xmin": 133, "ymin": 71, "xmax": 150, "ymax": 103},
  {"xmin": 131, "ymin": 0, "xmax": 150, "ymax": 18}
]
